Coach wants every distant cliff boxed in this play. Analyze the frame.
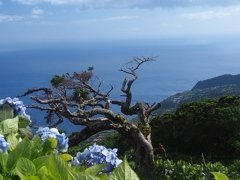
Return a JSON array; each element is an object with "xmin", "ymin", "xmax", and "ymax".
[
  {"xmin": 192, "ymin": 74, "xmax": 240, "ymax": 90},
  {"xmin": 157, "ymin": 74, "xmax": 240, "ymax": 114}
]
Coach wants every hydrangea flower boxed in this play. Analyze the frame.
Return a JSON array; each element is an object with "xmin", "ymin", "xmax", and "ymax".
[
  {"xmin": 36, "ymin": 127, "xmax": 69, "ymax": 152},
  {"xmin": 0, "ymin": 97, "xmax": 31, "ymax": 121},
  {"xmin": 0, "ymin": 135, "xmax": 9, "ymax": 153},
  {"xmin": 72, "ymin": 144, "xmax": 122, "ymax": 173}
]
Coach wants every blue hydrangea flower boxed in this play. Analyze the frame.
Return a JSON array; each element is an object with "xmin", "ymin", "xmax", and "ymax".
[
  {"xmin": 36, "ymin": 127, "xmax": 69, "ymax": 152},
  {"xmin": 72, "ymin": 144, "xmax": 122, "ymax": 173},
  {"xmin": 0, "ymin": 135, "xmax": 9, "ymax": 153},
  {"xmin": 0, "ymin": 97, "xmax": 31, "ymax": 121},
  {"xmin": 56, "ymin": 133, "xmax": 68, "ymax": 152}
]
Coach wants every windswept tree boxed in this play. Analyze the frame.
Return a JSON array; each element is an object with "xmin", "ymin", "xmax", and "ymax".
[{"xmin": 22, "ymin": 57, "xmax": 160, "ymax": 180}]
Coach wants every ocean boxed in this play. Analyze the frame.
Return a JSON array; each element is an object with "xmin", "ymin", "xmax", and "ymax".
[{"xmin": 1, "ymin": 38, "xmax": 240, "ymax": 131}]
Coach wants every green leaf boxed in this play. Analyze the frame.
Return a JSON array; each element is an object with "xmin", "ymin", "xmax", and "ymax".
[
  {"xmin": 71, "ymin": 173, "xmax": 100, "ymax": 180},
  {"xmin": 7, "ymin": 133, "xmax": 20, "ymax": 151},
  {"xmin": 84, "ymin": 164, "xmax": 106, "ymax": 176},
  {"xmin": 97, "ymin": 173, "xmax": 108, "ymax": 180},
  {"xmin": 14, "ymin": 157, "xmax": 36, "ymax": 177},
  {"xmin": 0, "ymin": 153, "xmax": 8, "ymax": 174},
  {"xmin": 37, "ymin": 166, "xmax": 49, "ymax": 177},
  {"xmin": 7, "ymin": 138, "xmax": 32, "ymax": 171},
  {"xmin": 19, "ymin": 128, "xmax": 33, "ymax": 139},
  {"xmin": 33, "ymin": 156, "xmax": 50, "ymax": 170},
  {"xmin": 31, "ymin": 136, "xmax": 44, "ymax": 159},
  {"xmin": 24, "ymin": 176, "xmax": 39, "ymax": 180},
  {"xmin": 211, "ymin": 172, "xmax": 229, "ymax": 180},
  {"xmin": 0, "ymin": 104, "xmax": 14, "ymax": 121},
  {"xmin": 80, "ymin": 164, "xmax": 108, "ymax": 180},
  {"xmin": 59, "ymin": 153, "xmax": 73, "ymax": 162},
  {"xmin": 43, "ymin": 138, "xmax": 57, "ymax": 154},
  {"xmin": 0, "ymin": 174, "xmax": 3, "ymax": 180},
  {"xmin": 18, "ymin": 116, "xmax": 30, "ymax": 128},
  {"xmin": 0, "ymin": 116, "xmax": 19, "ymax": 135},
  {"xmin": 109, "ymin": 157, "xmax": 139, "ymax": 180},
  {"xmin": 47, "ymin": 155, "xmax": 71, "ymax": 180}
]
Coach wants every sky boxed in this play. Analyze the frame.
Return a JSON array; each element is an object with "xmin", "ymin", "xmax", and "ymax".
[{"xmin": 1, "ymin": 0, "xmax": 240, "ymax": 43}]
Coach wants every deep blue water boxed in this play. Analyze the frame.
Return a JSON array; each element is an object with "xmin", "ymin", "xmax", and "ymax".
[{"xmin": 1, "ymin": 38, "xmax": 240, "ymax": 132}]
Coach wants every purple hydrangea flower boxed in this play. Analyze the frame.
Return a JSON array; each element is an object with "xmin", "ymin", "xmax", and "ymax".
[
  {"xmin": 0, "ymin": 97, "xmax": 31, "ymax": 121},
  {"xmin": 36, "ymin": 127, "xmax": 69, "ymax": 152},
  {"xmin": 0, "ymin": 135, "xmax": 9, "ymax": 153},
  {"xmin": 72, "ymin": 144, "xmax": 122, "ymax": 173}
]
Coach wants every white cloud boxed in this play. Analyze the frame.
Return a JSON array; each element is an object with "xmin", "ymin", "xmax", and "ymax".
[
  {"xmin": 12, "ymin": 0, "xmax": 240, "ymax": 9},
  {"xmin": 182, "ymin": 5, "xmax": 240, "ymax": 20},
  {"xmin": 32, "ymin": 7, "xmax": 44, "ymax": 18},
  {"xmin": 182, "ymin": 10, "xmax": 230, "ymax": 20},
  {"xmin": 72, "ymin": 15, "xmax": 139, "ymax": 24},
  {"xmin": 0, "ymin": 14, "xmax": 23, "ymax": 22}
]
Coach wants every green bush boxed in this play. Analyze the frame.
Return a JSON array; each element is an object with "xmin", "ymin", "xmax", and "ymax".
[
  {"xmin": 151, "ymin": 96, "xmax": 240, "ymax": 160},
  {"xmin": 155, "ymin": 157, "xmax": 237, "ymax": 180}
]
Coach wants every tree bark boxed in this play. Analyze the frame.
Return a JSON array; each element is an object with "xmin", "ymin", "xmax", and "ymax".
[
  {"xmin": 119, "ymin": 126, "xmax": 156, "ymax": 180},
  {"xmin": 135, "ymin": 144, "xmax": 155, "ymax": 180},
  {"xmin": 133, "ymin": 131, "xmax": 156, "ymax": 180}
]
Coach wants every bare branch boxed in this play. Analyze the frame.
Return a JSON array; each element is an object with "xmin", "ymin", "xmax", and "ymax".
[
  {"xmin": 146, "ymin": 103, "xmax": 161, "ymax": 116},
  {"xmin": 106, "ymin": 85, "xmax": 114, "ymax": 96},
  {"xmin": 69, "ymin": 123, "xmax": 113, "ymax": 147},
  {"xmin": 118, "ymin": 57, "xmax": 157, "ymax": 116},
  {"xmin": 121, "ymin": 78, "xmax": 127, "ymax": 93},
  {"xmin": 27, "ymin": 105, "xmax": 56, "ymax": 111},
  {"xmin": 68, "ymin": 116, "xmax": 140, "ymax": 147},
  {"xmin": 48, "ymin": 113, "xmax": 64, "ymax": 127},
  {"xmin": 29, "ymin": 96, "xmax": 63, "ymax": 104},
  {"xmin": 18, "ymin": 88, "xmax": 52, "ymax": 97},
  {"xmin": 110, "ymin": 100, "xmax": 124, "ymax": 106}
]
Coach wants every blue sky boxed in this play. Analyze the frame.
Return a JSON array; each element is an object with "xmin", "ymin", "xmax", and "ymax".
[{"xmin": 1, "ymin": 0, "xmax": 240, "ymax": 43}]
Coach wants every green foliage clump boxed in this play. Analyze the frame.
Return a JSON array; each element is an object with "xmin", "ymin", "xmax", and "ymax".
[
  {"xmin": 155, "ymin": 157, "xmax": 237, "ymax": 180},
  {"xmin": 151, "ymin": 96, "xmax": 240, "ymax": 160},
  {"xmin": 73, "ymin": 88, "xmax": 89, "ymax": 101},
  {"xmin": 50, "ymin": 74, "xmax": 66, "ymax": 88}
]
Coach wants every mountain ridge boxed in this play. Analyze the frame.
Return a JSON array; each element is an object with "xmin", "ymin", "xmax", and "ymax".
[
  {"xmin": 192, "ymin": 74, "xmax": 240, "ymax": 90},
  {"xmin": 157, "ymin": 74, "xmax": 240, "ymax": 114}
]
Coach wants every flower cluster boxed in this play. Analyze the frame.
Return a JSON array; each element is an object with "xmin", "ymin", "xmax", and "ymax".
[
  {"xmin": 0, "ymin": 135, "xmax": 9, "ymax": 153},
  {"xmin": 0, "ymin": 97, "xmax": 31, "ymax": 121},
  {"xmin": 73, "ymin": 144, "xmax": 122, "ymax": 173},
  {"xmin": 36, "ymin": 127, "xmax": 69, "ymax": 152}
]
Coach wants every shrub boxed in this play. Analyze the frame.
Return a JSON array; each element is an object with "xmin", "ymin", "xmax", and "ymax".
[
  {"xmin": 155, "ymin": 157, "xmax": 237, "ymax": 180},
  {"xmin": 151, "ymin": 96, "xmax": 240, "ymax": 160}
]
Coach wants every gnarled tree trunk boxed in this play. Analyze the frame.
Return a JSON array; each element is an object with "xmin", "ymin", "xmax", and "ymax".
[
  {"xmin": 117, "ymin": 121, "xmax": 156, "ymax": 180},
  {"xmin": 130, "ymin": 130, "xmax": 156, "ymax": 180}
]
